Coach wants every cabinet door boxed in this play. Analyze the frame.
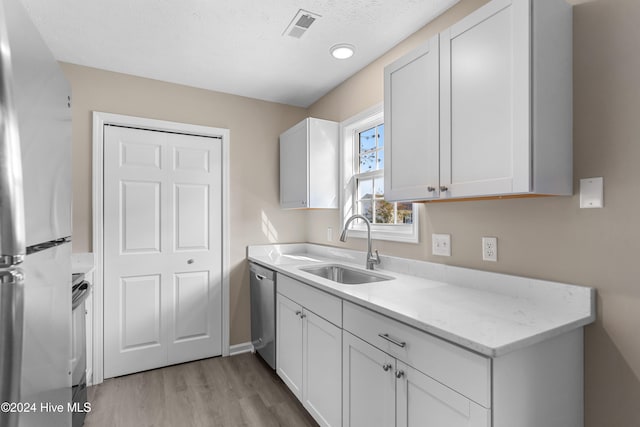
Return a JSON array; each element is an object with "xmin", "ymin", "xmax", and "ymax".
[
  {"xmin": 384, "ymin": 35, "xmax": 440, "ymax": 202},
  {"xmin": 396, "ymin": 362, "xmax": 490, "ymax": 427},
  {"xmin": 276, "ymin": 294, "xmax": 303, "ymax": 399},
  {"xmin": 280, "ymin": 119, "xmax": 309, "ymax": 208},
  {"xmin": 440, "ymin": 0, "xmax": 531, "ymax": 198},
  {"xmin": 302, "ymin": 310, "xmax": 342, "ymax": 427},
  {"xmin": 343, "ymin": 332, "xmax": 395, "ymax": 427}
]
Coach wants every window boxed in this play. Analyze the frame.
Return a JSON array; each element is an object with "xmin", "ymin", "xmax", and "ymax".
[{"xmin": 341, "ymin": 104, "xmax": 419, "ymax": 243}]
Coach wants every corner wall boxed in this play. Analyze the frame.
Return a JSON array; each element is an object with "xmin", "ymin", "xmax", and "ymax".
[{"xmin": 307, "ymin": 0, "xmax": 640, "ymax": 425}]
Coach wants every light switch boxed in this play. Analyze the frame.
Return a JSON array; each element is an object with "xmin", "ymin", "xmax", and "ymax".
[
  {"xmin": 432, "ymin": 234, "xmax": 451, "ymax": 257},
  {"xmin": 580, "ymin": 177, "xmax": 603, "ymax": 208}
]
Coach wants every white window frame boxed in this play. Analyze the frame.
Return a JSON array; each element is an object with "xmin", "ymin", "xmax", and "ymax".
[{"xmin": 340, "ymin": 103, "xmax": 419, "ymax": 243}]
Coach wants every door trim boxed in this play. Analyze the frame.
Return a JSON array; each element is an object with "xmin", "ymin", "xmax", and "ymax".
[{"xmin": 92, "ymin": 111, "xmax": 231, "ymax": 385}]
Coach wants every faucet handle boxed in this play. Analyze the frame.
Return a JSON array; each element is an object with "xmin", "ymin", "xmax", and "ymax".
[{"xmin": 373, "ymin": 249, "xmax": 381, "ymax": 264}]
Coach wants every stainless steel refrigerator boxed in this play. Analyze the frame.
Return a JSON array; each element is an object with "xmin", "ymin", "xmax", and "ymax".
[{"xmin": 0, "ymin": 0, "xmax": 72, "ymax": 426}]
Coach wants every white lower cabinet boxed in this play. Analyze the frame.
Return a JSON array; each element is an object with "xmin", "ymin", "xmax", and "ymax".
[
  {"xmin": 276, "ymin": 293, "xmax": 304, "ymax": 398},
  {"xmin": 343, "ymin": 331, "xmax": 489, "ymax": 427},
  {"xmin": 343, "ymin": 332, "xmax": 395, "ymax": 427},
  {"xmin": 396, "ymin": 362, "xmax": 490, "ymax": 427},
  {"xmin": 276, "ymin": 276, "xmax": 342, "ymax": 427},
  {"xmin": 276, "ymin": 275, "xmax": 584, "ymax": 427}
]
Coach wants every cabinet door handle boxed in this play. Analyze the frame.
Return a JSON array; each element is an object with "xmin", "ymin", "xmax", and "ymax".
[
  {"xmin": 427, "ymin": 186, "xmax": 436, "ymax": 192},
  {"xmin": 382, "ymin": 363, "xmax": 392, "ymax": 372},
  {"xmin": 255, "ymin": 274, "xmax": 266, "ymax": 280},
  {"xmin": 439, "ymin": 186, "xmax": 448, "ymax": 192},
  {"xmin": 378, "ymin": 333, "xmax": 406, "ymax": 348},
  {"xmin": 395, "ymin": 369, "xmax": 405, "ymax": 379},
  {"xmin": 300, "ymin": 313, "xmax": 306, "ymax": 319},
  {"xmin": 295, "ymin": 310, "xmax": 302, "ymax": 317}
]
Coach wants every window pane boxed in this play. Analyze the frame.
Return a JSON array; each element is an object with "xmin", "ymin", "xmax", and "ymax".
[
  {"xmin": 397, "ymin": 202, "xmax": 413, "ymax": 224},
  {"xmin": 374, "ymin": 178, "xmax": 384, "ymax": 198},
  {"xmin": 377, "ymin": 124, "xmax": 384, "ymax": 148},
  {"xmin": 377, "ymin": 149, "xmax": 384, "ymax": 171},
  {"xmin": 358, "ymin": 200, "xmax": 373, "ymax": 222},
  {"xmin": 375, "ymin": 200, "xmax": 396, "ymax": 224},
  {"xmin": 358, "ymin": 179, "xmax": 373, "ymax": 200},
  {"xmin": 359, "ymin": 127, "xmax": 376, "ymax": 152},
  {"xmin": 359, "ymin": 151, "xmax": 376, "ymax": 172}
]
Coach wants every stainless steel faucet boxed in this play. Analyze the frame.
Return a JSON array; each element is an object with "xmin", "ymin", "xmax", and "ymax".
[{"xmin": 340, "ymin": 214, "xmax": 380, "ymax": 270}]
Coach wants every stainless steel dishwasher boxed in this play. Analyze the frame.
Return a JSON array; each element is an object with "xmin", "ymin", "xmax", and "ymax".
[{"xmin": 250, "ymin": 262, "xmax": 276, "ymax": 369}]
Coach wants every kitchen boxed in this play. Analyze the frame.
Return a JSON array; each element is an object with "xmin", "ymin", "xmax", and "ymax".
[{"xmin": 0, "ymin": 0, "xmax": 638, "ymax": 426}]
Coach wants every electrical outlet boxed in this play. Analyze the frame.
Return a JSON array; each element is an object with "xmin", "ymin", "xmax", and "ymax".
[
  {"xmin": 432, "ymin": 234, "xmax": 451, "ymax": 257},
  {"xmin": 482, "ymin": 237, "xmax": 498, "ymax": 262}
]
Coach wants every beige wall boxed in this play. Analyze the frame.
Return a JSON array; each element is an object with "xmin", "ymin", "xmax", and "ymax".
[
  {"xmin": 308, "ymin": 0, "xmax": 640, "ymax": 425},
  {"xmin": 62, "ymin": 63, "xmax": 308, "ymax": 345}
]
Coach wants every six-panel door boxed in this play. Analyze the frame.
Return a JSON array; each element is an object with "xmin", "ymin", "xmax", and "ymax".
[{"xmin": 103, "ymin": 125, "xmax": 223, "ymax": 378}]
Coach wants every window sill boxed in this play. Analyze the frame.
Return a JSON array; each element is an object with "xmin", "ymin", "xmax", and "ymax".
[{"xmin": 343, "ymin": 226, "xmax": 419, "ymax": 244}]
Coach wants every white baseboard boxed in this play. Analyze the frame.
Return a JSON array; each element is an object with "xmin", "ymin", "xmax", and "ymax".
[{"xmin": 229, "ymin": 341, "xmax": 254, "ymax": 356}]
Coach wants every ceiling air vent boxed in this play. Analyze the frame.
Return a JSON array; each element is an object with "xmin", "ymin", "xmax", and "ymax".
[{"xmin": 283, "ymin": 9, "xmax": 321, "ymax": 39}]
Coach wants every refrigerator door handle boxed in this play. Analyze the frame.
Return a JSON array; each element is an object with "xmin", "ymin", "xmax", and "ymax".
[
  {"xmin": 0, "ymin": 269, "xmax": 24, "ymax": 427},
  {"xmin": 0, "ymin": 2, "xmax": 26, "ymax": 268}
]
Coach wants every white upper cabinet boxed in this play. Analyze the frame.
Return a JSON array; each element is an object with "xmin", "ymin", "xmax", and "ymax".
[
  {"xmin": 384, "ymin": 35, "xmax": 441, "ymax": 201},
  {"xmin": 280, "ymin": 118, "xmax": 339, "ymax": 208},
  {"xmin": 384, "ymin": 0, "xmax": 573, "ymax": 202}
]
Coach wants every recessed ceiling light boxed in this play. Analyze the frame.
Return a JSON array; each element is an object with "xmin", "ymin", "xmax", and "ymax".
[{"xmin": 330, "ymin": 44, "xmax": 355, "ymax": 60}]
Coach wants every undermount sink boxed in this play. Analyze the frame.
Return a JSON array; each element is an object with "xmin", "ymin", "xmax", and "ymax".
[{"xmin": 300, "ymin": 264, "xmax": 392, "ymax": 285}]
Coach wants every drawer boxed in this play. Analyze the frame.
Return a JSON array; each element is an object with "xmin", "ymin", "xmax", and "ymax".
[
  {"xmin": 343, "ymin": 301, "xmax": 491, "ymax": 408},
  {"xmin": 277, "ymin": 274, "xmax": 342, "ymax": 327}
]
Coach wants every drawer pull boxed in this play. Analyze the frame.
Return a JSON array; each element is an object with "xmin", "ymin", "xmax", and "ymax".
[
  {"xmin": 382, "ymin": 363, "xmax": 392, "ymax": 372},
  {"xmin": 395, "ymin": 369, "xmax": 405, "ymax": 379},
  {"xmin": 378, "ymin": 333, "xmax": 406, "ymax": 348}
]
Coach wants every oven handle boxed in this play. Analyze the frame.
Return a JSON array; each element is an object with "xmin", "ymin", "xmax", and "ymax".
[{"xmin": 72, "ymin": 281, "xmax": 91, "ymax": 311}]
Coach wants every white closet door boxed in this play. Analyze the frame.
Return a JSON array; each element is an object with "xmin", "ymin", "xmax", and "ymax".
[{"xmin": 103, "ymin": 125, "xmax": 222, "ymax": 378}]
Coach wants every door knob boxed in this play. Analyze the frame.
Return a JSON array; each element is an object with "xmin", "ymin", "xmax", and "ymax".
[
  {"xmin": 439, "ymin": 186, "xmax": 448, "ymax": 192},
  {"xmin": 382, "ymin": 363, "xmax": 392, "ymax": 372},
  {"xmin": 427, "ymin": 186, "xmax": 436, "ymax": 192},
  {"xmin": 395, "ymin": 370, "xmax": 405, "ymax": 379},
  {"xmin": 187, "ymin": 259, "xmax": 194, "ymax": 264}
]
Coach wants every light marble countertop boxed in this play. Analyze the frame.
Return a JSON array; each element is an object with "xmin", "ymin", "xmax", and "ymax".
[{"xmin": 248, "ymin": 243, "xmax": 595, "ymax": 358}]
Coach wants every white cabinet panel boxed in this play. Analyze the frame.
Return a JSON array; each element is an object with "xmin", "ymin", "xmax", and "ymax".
[
  {"xmin": 280, "ymin": 118, "xmax": 339, "ymax": 209},
  {"xmin": 397, "ymin": 362, "xmax": 490, "ymax": 427},
  {"xmin": 385, "ymin": 35, "xmax": 440, "ymax": 201},
  {"xmin": 276, "ymin": 280, "xmax": 342, "ymax": 427},
  {"xmin": 440, "ymin": 0, "xmax": 530, "ymax": 197},
  {"xmin": 276, "ymin": 293, "xmax": 304, "ymax": 399},
  {"xmin": 343, "ymin": 332, "xmax": 395, "ymax": 427},
  {"xmin": 303, "ymin": 311, "xmax": 342, "ymax": 427}
]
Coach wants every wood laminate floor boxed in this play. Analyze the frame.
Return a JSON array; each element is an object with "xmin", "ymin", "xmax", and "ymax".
[{"xmin": 84, "ymin": 353, "xmax": 319, "ymax": 427}]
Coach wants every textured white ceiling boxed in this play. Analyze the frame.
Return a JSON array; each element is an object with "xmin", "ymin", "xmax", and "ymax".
[{"xmin": 20, "ymin": 0, "xmax": 460, "ymax": 107}]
